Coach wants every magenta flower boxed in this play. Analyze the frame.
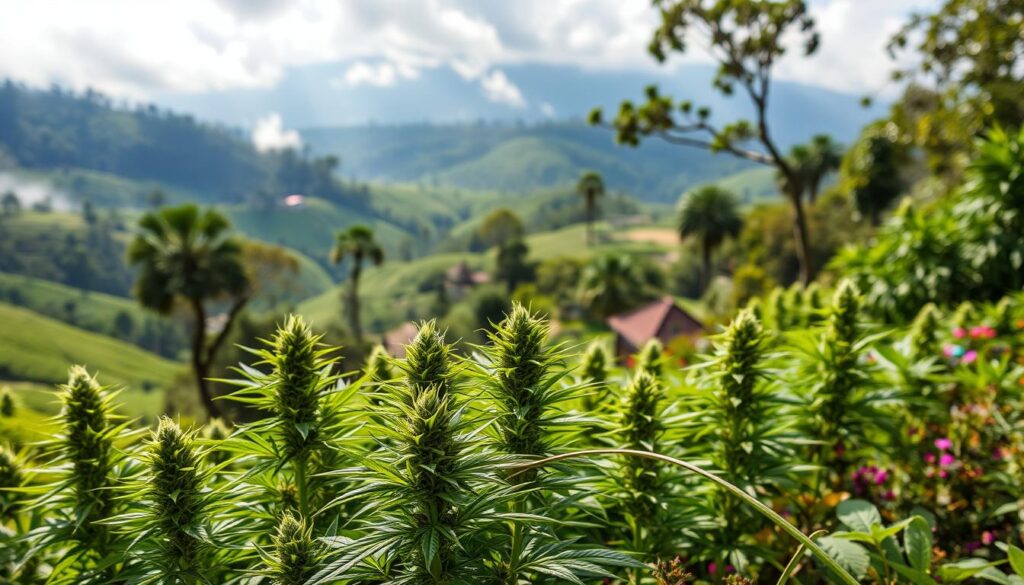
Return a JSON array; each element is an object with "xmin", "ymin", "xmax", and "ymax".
[
  {"xmin": 875, "ymin": 469, "xmax": 890, "ymax": 485},
  {"xmin": 962, "ymin": 350, "xmax": 978, "ymax": 364},
  {"xmin": 934, "ymin": 438, "xmax": 952, "ymax": 450},
  {"xmin": 940, "ymin": 453, "xmax": 956, "ymax": 467},
  {"xmin": 924, "ymin": 453, "xmax": 936, "ymax": 464},
  {"xmin": 982, "ymin": 531, "xmax": 996, "ymax": 545},
  {"xmin": 953, "ymin": 327, "xmax": 966, "ymax": 339}
]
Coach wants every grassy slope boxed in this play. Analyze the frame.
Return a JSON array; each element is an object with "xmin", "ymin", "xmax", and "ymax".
[
  {"xmin": 0, "ymin": 271, "xmax": 150, "ymax": 332},
  {"xmin": 226, "ymin": 197, "xmax": 410, "ymax": 258},
  {"xmin": 0, "ymin": 303, "xmax": 180, "ymax": 417},
  {"xmin": 297, "ymin": 253, "xmax": 480, "ymax": 331},
  {"xmin": 298, "ymin": 221, "xmax": 677, "ymax": 333}
]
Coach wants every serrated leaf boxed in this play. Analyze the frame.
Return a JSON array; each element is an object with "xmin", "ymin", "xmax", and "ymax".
[{"xmin": 905, "ymin": 516, "xmax": 932, "ymax": 572}]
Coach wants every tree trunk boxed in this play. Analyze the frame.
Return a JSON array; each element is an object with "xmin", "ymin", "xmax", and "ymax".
[
  {"xmin": 349, "ymin": 265, "xmax": 362, "ymax": 343},
  {"xmin": 585, "ymin": 196, "xmax": 594, "ymax": 247},
  {"xmin": 701, "ymin": 239, "xmax": 712, "ymax": 293},
  {"xmin": 788, "ymin": 189, "xmax": 813, "ymax": 285},
  {"xmin": 188, "ymin": 300, "xmax": 222, "ymax": 419}
]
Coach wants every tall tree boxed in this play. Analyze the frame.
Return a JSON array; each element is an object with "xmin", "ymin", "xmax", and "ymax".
[
  {"xmin": 331, "ymin": 225, "xmax": 383, "ymax": 344},
  {"xmin": 791, "ymin": 135, "xmax": 843, "ymax": 204},
  {"xmin": 841, "ymin": 124, "xmax": 907, "ymax": 226},
  {"xmin": 590, "ymin": 0, "xmax": 821, "ymax": 283},
  {"xmin": 128, "ymin": 204, "xmax": 250, "ymax": 418},
  {"xmin": 1, "ymin": 191, "xmax": 20, "ymax": 216},
  {"xmin": 575, "ymin": 171, "xmax": 605, "ymax": 247},
  {"xmin": 677, "ymin": 186, "xmax": 743, "ymax": 291},
  {"xmin": 579, "ymin": 254, "xmax": 649, "ymax": 319},
  {"xmin": 886, "ymin": 0, "xmax": 1023, "ymax": 178},
  {"xmin": 477, "ymin": 208, "xmax": 525, "ymax": 250}
]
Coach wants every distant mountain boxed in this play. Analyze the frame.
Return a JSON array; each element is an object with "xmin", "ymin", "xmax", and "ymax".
[
  {"xmin": 302, "ymin": 122, "xmax": 755, "ymax": 203},
  {"xmin": 158, "ymin": 62, "xmax": 885, "ymax": 145}
]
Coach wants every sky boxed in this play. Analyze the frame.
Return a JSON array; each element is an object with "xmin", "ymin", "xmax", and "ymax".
[{"xmin": 0, "ymin": 0, "xmax": 936, "ymax": 147}]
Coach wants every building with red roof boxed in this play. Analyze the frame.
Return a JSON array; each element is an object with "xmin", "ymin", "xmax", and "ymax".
[{"xmin": 606, "ymin": 296, "xmax": 704, "ymax": 360}]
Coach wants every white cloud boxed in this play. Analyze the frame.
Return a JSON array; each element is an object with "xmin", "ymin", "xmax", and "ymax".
[
  {"xmin": 539, "ymin": 102, "xmax": 556, "ymax": 117},
  {"xmin": 251, "ymin": 113, "xmax": 301, "ymax": 152},
  {"xmin": 479, "ymin": 69, "xmax": 525, "ymax": 107},
  {"xmin": 0, "ymin": 0, "xmax": 938, "ymax": 100}
]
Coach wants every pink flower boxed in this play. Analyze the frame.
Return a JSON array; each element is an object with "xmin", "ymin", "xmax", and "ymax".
[
  {"xmin": 992, "ymin": 447, "xmax": 1005, "ymax": 460},
  {"xmin": 939, "ymin": 470, "xmax": 950, "ymax": 479},
  {"xmin": 934, "ymin": 438, "xmax": 952, "ymax": 450},
  {"xmin": 982, "ymin": 531, "xmax": 996, "ymax": 545},
  {"xmin": 963, "ymin": 350, "xmax": 978, "ymax": 363},
  {"xmin": 884, "ymin": 490, "xmax": 896, "ymax": 501},
  {"xmin": 708, "ymin": 563, "xmax": 718, "ymax": 575},
  {"xmin": 875, "ymin": 469, "xmax": 890, "ymax": 485},
  {"xmin": 940, "ymin": 453, "xmax": 956, "ymax": 467},
  {"xmin": 953, "ymin": 327, "xmax": 966, "ymax": 339},
  {"xmin": 924, "ymin": 453, "xmax": 936, "ymax": 464}
]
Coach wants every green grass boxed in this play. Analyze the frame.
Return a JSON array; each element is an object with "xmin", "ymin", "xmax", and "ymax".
[
  {"xmin": 297, "ymin": 253, "xmax": 481, "ymax": 332},
  {"xmin": 0, "ymin": 303, "xmax": 181, "ymax": 418},
  {"xmin": 0, "ymin": 271, "xmax": 152, "ymax": 334},
  {"xmin": 690, "ymin": 166, "xmax": 780, "ymax": 206},
  {"xmin": 226, "ymin": 197, "xmax": 410, "ymax": 259}
]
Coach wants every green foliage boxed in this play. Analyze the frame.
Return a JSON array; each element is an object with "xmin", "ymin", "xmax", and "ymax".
[
  {"xmin": 678, "ymin": 185, "xmax": 743, "ymax": 289},
  {"xmin": 364, "ymin": 344, "xmax": 394, "ymax": 382},
  {"xmin": 0, "ymin": 387, "xmax": 13, "ymax": 417},
  {"xmin": 841, "ymin": 123, "xmax": 909, "ymax": 225},
  {"xmin": 225, "ymin": 314, "xmax": 348, "ymax": 520},
  {"xmin": 886, "ymin": 0, "xmax": 1023, "ymax": 176},
  {"xmin": 123, "ymin": 418, "xmax": 218, "ymax": 582},
  {"xmin": 579, "ymin": 254, "xmax": 659, "ymax": 319},
  {"xmin": 689, "ymin": 309, "xmax": 791, "ymax": 567},
  {"xmin": 836, "ymin": 127, "xmax": 1024, "ymax": 321},
  {"xmin": 263, "ymin": 513, "xmax": 320, "ymax": 585},
  {"xmin": 910, "ymin": 303, "xmax": 942, "ymax": 361},
  {"xmin": 635, "ymin": 338, "xmax": 666, "ymax": 379},
  {"xmin": 479, "ymin": 303, "xmax": 560, "ymax": 459},
  {"xmin": 332, "ymin": 224, "xmax": 385, "ymax": 343},
  {"xmin": 0, "ymin": 444, "xmax": 24, "ymax": 521}
]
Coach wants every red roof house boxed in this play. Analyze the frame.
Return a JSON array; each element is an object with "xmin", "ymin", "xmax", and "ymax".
[{"xmin": 607, "ymin": 296, "xmax": 704, "ymax": 360}]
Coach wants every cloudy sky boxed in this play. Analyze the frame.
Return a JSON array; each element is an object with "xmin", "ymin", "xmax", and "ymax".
[{"xmin": 0, "ymin": 0, "xmax": 936, "ymax": 142}]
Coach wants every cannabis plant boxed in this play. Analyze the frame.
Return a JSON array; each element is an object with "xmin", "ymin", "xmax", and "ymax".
[
  {"xmin": 260, "ymin": 512, "xmax": 321, "ymax": 585},
  {"xmin": 110, "ymin": 417, "xmax": 238, "ymax": 584},
  {"xmin": 797, "ymin": 280, "xmax": 890, "ymax": 493},
  {"xmin": 0, "ymin": 387, "xmax": 13, "ymax": 417},
  {"xmin": 364, "ymin": 343, "xmax": 394, "ymax": 383},
  {"xmin": 225, "ymin": 314, "xmax": 354, "ymax": 522},
  {"xmin": 25, "ymin": 367, "xmax": 139, "ymax": 583},
  {"xmin": 635, "ymin": 338, "xmax": 666, "ymax": 379},
  {"xmin": 580, "ymin": 340, "xmax": 611, "ymax": 411},
  {"xmin": 687, "ymin": 309, "xmax": 793, "ymax": 572},
  {"xmin": 909, "ymin": 303, "xmax": 942, "ymax": 361},
  {"xmin": 0, "ymin": 445, "xmax": 22, "ymax": 523}
]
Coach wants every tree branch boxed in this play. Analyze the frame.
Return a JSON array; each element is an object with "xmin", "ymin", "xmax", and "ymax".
[{"xmin": 203, "ymin": 294, "xmax": 250, "ymax": 367}]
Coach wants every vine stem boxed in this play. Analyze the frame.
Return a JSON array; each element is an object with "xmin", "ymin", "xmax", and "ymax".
[{"xmin": 509, "ymin": 448, "xmax": 858, "ymax": 585}]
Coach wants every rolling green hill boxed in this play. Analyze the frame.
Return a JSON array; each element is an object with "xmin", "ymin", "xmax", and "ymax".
[
  {"xmin": 0, "ymin": 303, "xmax": 182, "ymax": 417},
  {"xmin": 0, "ymin": 271, "xmax": 153, "ymax": 333},
  {"xmin": 302, "ymin": 122, "xmax": 755, "ymax": 203}
]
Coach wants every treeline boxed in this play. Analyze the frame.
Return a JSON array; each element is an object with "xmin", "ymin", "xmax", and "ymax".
[{"xmin": 0, "ymin": 81, "xmax": 369, "ymax": 213}]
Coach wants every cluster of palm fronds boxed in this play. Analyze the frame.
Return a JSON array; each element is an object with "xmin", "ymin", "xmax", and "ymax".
[{"xmin": 2, "ymin": 288, "xmax": 1023, "ymax": 584}]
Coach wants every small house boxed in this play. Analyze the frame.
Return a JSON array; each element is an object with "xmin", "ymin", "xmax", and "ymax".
[{"xmin": 607, "ymin": 296, "xmax": 704, "ymax": 360}]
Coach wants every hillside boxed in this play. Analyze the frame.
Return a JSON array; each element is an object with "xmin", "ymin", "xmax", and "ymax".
[
  {"xmin": 0, "ymin": 303, "xmax": 182, "ymax": 417},
  {"xmin": 302, "ymin": 122, "xmax": 754, "ymax": 203}
]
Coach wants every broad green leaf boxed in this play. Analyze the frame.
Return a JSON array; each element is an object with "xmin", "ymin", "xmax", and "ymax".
[
  {"xmin": 939, "ymin": 559, "xmax": 1006, "ymax": 583},
  {"xmin": 836, "ymin": 499, "xmax": 882, "ymax": 533},
  {"xmin": 817, "ymin": 536, "xmax": 870, "ymax": 581},
  {"xmin": 905, "ymin": 517, "xmax": 933, "ymax": 572},
  {"xmin": 1009, "ymin": 545, "xmax": 1024, "ymax": 577}
]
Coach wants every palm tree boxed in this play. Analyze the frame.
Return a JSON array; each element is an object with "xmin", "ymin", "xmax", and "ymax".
[
  {"xmin": 784, "ymin": 134, "xmax": 843, "ymax": 205},
  {"xmin": 804, "ymin": 135, "xmax": 843, "ymax": 203},
  {"xmin": 578, "ymin": 254, "xmax": 647, "ymax": 319},
  {"xmin": 331, "ymin": 225, "xmax": 383, "ymax": 344},
  {"xmin": 841, "ymin": 125, "xmax": 907, "ymax": 226},
  {"xmin": 576, "ymin": 171, "xmax": 605, "ymax": 247},
  {"xmin": 677, "ymin": 186, "xmax": 743, "ymax": 292},
  {"xmin": 128, "ymin": 204, "xmax": 250, "ymax": 419}
]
